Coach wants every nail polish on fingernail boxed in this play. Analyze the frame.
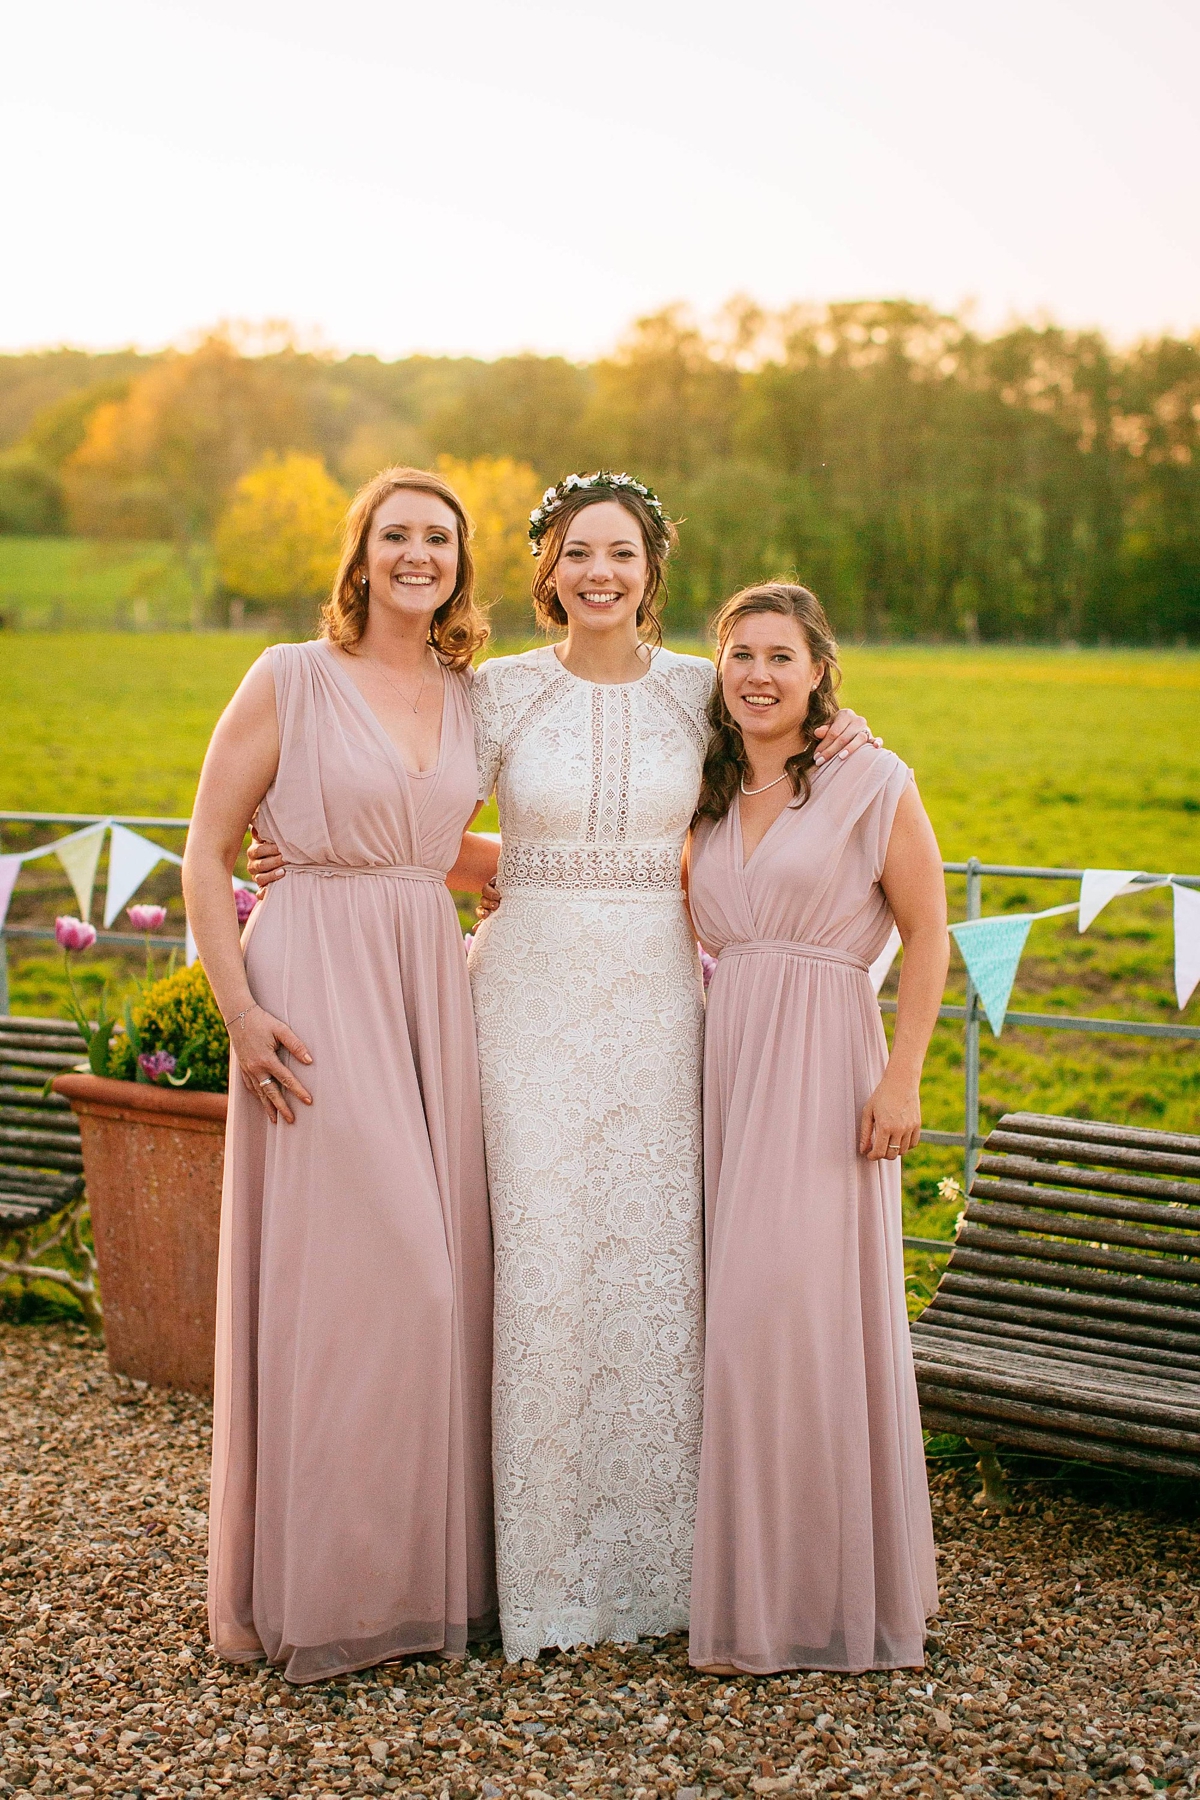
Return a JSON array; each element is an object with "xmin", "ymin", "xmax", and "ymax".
[
  {"xmin": 813, "ymin": 754, "xmax": 824, "ymax": 765},
  {"xmin": 838, "ymin": 749, "xmax": 849, "ymax": 759}
]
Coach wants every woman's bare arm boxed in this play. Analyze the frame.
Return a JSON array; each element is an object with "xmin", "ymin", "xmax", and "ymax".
[
  {"xmin": 181, "ymin": 656, "xmax": 313, "ymax": 1123},
  {"xmin": 858, "ymin": 781, "xmax": 949, "ymax": 1161},
  {"xmin": 445, "ymin": 810, "xmax": 500, "ymax": 891}
]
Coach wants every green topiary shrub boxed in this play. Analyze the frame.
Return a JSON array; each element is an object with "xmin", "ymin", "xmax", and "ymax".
[{"xmin": 107, "ymin": 962, "xmax": 230, "ymax": 1093}]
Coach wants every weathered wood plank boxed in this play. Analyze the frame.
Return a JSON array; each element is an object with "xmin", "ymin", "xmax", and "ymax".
[
  {"xmin": 0, "ymin": 1122, "xmax": 85, "ymax": 1155},
  {"xmin": 1000, "ymin": 1112, "xmax": 1200, "ymax": 1157},
  {"xmin": 962, "ymin": 1197, "xmax": 1200, "ymax": 1259},
  {"xmin": 919, "ymin": 1292, "xmax": 1200, "ymax": 1366},
  {"xmin": 912, "ymin": 1341, "xmax": 1200, "ymax": 1423},
  {"xmin": 987, "ymin": 1129, "xmax": 1200, "ymax": 1179},
  {"xmin": 912, "ymin": 1315, "xmax": 1200, "ymax": 1379},
  {"xmin": 0, "ymin": 1085, "xmax": 74, "ymax": 1112},
  {"xmin": 0, "ymin": 1144, "xmax": 83, "ymax": 1174},
  {"xmin": 938, "ymin": 1267, "xmax": 1200, "ymax": 1334},
  {"xmin": 975, "ymin": 1153, "xmax": 1200, "ymax": 1204},
  {"xmin": 918, "ymin": 1408, "xmax": 1200, "ymax": 1479},
  {"xmin": 913, "ymin": 1380, "xmax": 1200, "ymax": 1454},
  {"xmin": 952, "ymin": 1230, "xmax": 1200, "ymax": 1294},
  {"xmin": 968, "ymin": 1174, "xmax": 1200, "ymax": 1233}
]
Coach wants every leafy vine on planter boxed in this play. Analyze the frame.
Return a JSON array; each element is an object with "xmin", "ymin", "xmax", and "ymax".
[{"xmin": 107, "ymin": 963, "xmax": 230, "ymax": 1094}]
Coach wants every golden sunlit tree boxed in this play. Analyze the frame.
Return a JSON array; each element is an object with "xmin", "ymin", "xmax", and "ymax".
[
  {"xmin": 215, "ymin": 452, "xmax": 347, "ymax": 633},
  {"xmin": 437, "ymin": 454, "xmax": 542, "ymax": 635}
]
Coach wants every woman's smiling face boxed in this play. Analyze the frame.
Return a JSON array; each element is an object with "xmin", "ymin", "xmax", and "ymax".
[
  {"xmin": 552, "ymin": 499, "xmax": 648, "ymax": 639},
  {"xmin": 363, "ymin": 489, "xmax": 460, "ymax": 621},
  {"xmin": 720, "ymin": 610, "xmax": 824, "ymax": 749}
]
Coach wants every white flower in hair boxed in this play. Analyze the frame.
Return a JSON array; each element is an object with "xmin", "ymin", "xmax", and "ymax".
[{"xmin": 527, "ymin": 469, "xmax": 670, "ymax": 555}]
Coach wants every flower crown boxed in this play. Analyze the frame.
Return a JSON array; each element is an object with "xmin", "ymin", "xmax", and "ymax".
[{"xmin": 527, "ymin": 470, "xmax": 668, "ymax": 557}]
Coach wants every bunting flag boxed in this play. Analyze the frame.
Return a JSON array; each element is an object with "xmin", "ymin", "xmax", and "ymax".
[
  {"xmin": 1078, "ymin": 869, "xmax": 1147, "ymax": 932},
  {"xmin": 950, "ymin": 901, "xmax": 1079, "ymax": 1035},
  {"xmin": 869, "ymin": 923, "xmax": 902, "ymax": 996},
  {"xmin": 104, "ymin": 824, "xmax": 168, "ymax": 926},
  {"xmin": 1173, "ymin": 881, "xmax": 1200, "ymax": 1010},
  {"xmin": 52, "ymin": 822, "xmax": 108, "ymax": 921},
  {"xmin": 950, "ymin": 914, "xmax": 1035, "ymax": 1035},
  {"xmin": 0, "ymin": 855, "xmax": 21, "ymax": 931}
]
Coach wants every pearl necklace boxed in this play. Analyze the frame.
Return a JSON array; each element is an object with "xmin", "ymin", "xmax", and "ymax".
[{"xmin": 740, "ymin": 771, "xmax": 790, "ymax": 797}]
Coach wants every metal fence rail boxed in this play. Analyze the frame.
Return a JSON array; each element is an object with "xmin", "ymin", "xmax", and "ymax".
[{"xmin": 3, "ymin": 817, "xmax": 1196, "ymax": 1258}]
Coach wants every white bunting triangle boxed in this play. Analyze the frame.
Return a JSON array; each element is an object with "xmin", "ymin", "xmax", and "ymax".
[
  {"xmin": 54, "ymin": 822, "xmax": 108, "ymax": 921},
  {"xmin": 1078, "ymin": 869, "xmax": 1145, "ymax": 932},
  {"xmin": 0, "ymin": 854, "xmax": 21, "ymax": 930},
  {"xmin": 104, "ymin": 824, "xmax": 166, "ymax": 927},
  {"xmin": 868, "ymin": 923, "xmax": 902, "ymax": 996},
  {"xmin": 1172, "ymin": 881, "xmax": 1200, "ymax": 1011}
]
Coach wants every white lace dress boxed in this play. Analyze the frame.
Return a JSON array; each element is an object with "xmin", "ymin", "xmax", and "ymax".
[{"xmin": 469, "ymin": 643, "xmax": 712, "ymax": 1663}]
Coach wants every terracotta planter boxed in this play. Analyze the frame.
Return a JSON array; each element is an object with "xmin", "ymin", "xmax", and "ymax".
[{"xmin": 52, "ymin": 1073, "xmax": 227, "ymax": 1396}]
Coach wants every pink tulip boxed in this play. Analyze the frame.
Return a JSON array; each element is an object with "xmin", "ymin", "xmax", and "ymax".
[
  {"xmin": 698, "ymin": 945, "xmax": 718, "ymax": 990},
  {"xmin": 127, "ymin": 904, "xmax": 167, "ymax": 932},
  {"xmin": 234, "ymin": 886, "xmax": 260, "ymax": 924},
  {"xmin": 462, "ymin": 931, "xmax": 474, "ymax": 954},
  {"xmin": 55, "ymin": 916, "xmax": 97, "ymax": 952},
  {"xmin": 138, "ymin": 1050, "xmax": 177, "ymax": 1082}
]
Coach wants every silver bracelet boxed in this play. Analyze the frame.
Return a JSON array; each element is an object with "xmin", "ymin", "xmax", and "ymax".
[{"xmin": 224, "ymin": 1003, "xmax": 260, "ymax": 1031}]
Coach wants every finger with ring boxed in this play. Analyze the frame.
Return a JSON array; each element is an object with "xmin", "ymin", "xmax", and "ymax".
[{"xmin": 259, "ymin": 1076, "xmax": 275, "ymax": 1088}]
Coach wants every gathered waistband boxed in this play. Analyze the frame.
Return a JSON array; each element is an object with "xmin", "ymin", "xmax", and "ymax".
[
  {"xmin": 718, "ymin": 939, "xmax": 868, "ymax": 973},
  {"xmin": 286, "ymin": 862, "xmax": 444, "ymax": 883}
]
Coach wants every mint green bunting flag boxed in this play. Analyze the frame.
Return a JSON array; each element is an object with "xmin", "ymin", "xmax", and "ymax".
[{"xmin": 949, "ymin": 914, "xmax": 1035, "ymax": 1035}]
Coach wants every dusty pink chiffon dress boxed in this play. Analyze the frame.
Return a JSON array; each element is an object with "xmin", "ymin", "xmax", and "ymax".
[
  {"xmin": 208, "ymin": 640, "xmax": 496, "ymax": 1684},
  {"xmin": 687, "ymin": 748, "xmax": 937, "ymax": 1674}
]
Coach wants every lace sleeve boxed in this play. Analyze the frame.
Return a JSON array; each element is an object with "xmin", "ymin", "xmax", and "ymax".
[{"xmin": 472, "ymin": 661, "xmax": 504, "ymax": 801}]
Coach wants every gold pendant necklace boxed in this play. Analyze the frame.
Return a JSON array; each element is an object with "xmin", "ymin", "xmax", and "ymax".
[{"xmin": 367, "ymin": 653, "xmax": 429, "ymax": 715}]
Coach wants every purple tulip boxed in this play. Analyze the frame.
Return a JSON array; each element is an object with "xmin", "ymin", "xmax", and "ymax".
[
  {"xmin": 234, "ymin": 885, "xmax": 260, "ymax": 924},
  {"xmin": 55, "ymin": 916, "xmax": 97, "ymax": 952},
  {"xmin": 698, "ymin": 945, "xmax": 718, "ymax": 990},
  {"xmin": 138, "ymin": 1050, "xmax": 177, "ymax": 1082},
  {"xmin": 127, "ymin": 903, "xmax": 167, "ymax": 932}
]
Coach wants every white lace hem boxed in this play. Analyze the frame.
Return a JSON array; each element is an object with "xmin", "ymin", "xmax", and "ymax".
[{"xmin": 501, "ymin": 1600, "xmax": 692, "ymax": 1665}]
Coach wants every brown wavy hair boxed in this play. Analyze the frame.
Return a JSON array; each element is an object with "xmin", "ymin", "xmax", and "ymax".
[
  {"xmin": 320, "ymin": 466, "xmax": 488, "ymax": 670},
  {"xmin": 694, "ymin": 583, "xmax": 843, "ymax": 823},
  {"xmin": 530, "ymin": 481, "xmax": 677, "ymax": 646}
]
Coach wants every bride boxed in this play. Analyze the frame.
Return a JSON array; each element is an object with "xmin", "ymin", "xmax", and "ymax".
[{"xmin": 470, "ymin": 471, "xmax": 875, "ymax": 1662}]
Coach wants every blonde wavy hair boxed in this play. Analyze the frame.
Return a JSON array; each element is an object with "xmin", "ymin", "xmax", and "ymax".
[{"xmin": 320, "ymin": 466, "xmax": 488, "ymax": 669}]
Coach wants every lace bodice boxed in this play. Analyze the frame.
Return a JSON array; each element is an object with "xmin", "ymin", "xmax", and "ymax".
[{"xmin": 473, "ymin": 645, "xmax": 714, "ymax": 891}]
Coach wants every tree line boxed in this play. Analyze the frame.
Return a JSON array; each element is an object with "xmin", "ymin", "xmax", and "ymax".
[{"xmin": 1, "ymin": 299, "xmax": 1197, "ymax": 643}]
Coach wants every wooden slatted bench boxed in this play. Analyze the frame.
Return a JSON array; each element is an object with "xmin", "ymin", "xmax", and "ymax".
[
  {"xmin": 911, "ymin": 1110, "xmax": 1200, "ymax": 1503},
  {"xmin": 0, "ymin": 1014, "xmax": 100, "ymax": 1329}
]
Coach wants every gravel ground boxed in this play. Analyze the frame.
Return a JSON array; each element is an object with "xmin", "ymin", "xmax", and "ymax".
[{"xmin": 1, "ymin": 1323, "xmax": 1198, "ymax": 1800}]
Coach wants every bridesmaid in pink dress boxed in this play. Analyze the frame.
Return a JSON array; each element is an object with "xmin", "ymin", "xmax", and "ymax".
[
  {"xmin": 685, "ymin": 583, "xmax": 949, "ymax": 1675},
  {"xmin": 183, "ymin": 468, "xmax": 500, "ymax": 1683}
]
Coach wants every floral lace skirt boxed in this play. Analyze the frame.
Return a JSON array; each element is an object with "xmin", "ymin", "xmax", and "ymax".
[{"xmin": 469, "ymin": 887, "xmax": 705, "ymax": 1663}]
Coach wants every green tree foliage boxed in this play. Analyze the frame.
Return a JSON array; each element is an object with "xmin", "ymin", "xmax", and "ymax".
[{"xmin": 2, "ymin": 303, "xmax": 1196, "ymax": 642}]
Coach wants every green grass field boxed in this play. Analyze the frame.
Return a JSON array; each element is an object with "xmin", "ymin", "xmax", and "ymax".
[
  {"xmin": 2, "ymin": 632, "xmax": 1197, "ymax": 1266},
  {"xmin": 0, "ymin": 538, "xmax": 201, "ymax": 631}
]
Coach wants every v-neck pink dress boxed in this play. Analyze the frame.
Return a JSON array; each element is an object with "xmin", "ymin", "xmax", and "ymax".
[
  {"xmin": 687, "ymin": 749, "xmax": 937, "ymax": 1674},
  {"xmin": 208, "ymin": 640, "xmax": 495, "ymax": 1684}
]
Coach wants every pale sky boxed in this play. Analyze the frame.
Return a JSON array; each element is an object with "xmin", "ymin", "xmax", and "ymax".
[{"xmin": 4, "ymin": 0, "xmax": 1199, "ymax": 360}]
